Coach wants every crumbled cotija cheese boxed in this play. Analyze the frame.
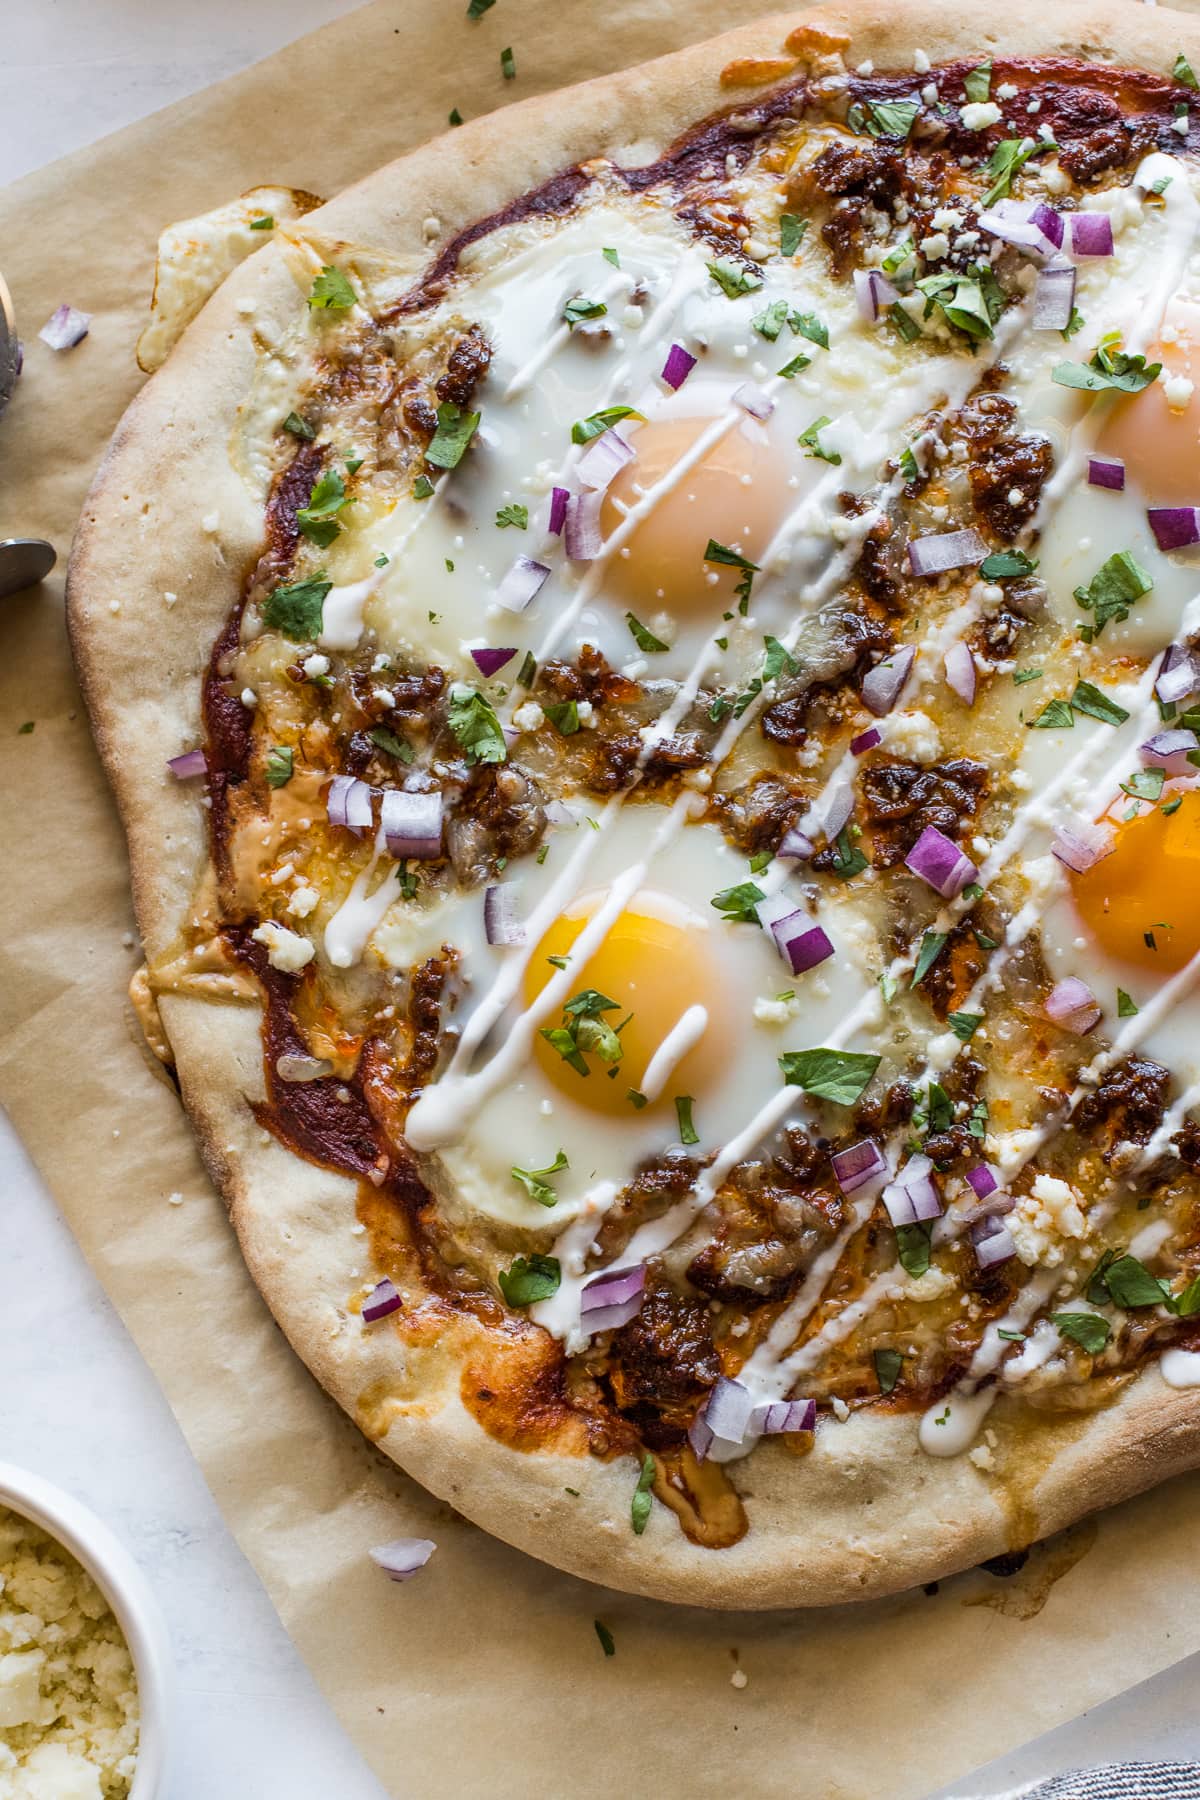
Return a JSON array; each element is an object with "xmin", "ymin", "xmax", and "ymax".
[{"xmin": 0, "ymin": 1507, "xmax": 139, "ymax": 1797}]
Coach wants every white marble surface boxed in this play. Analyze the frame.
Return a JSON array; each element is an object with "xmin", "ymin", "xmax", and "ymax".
[
  {"xmin": 2, "ymin": 14, "xmax": 389, "ymax": 1795},
  {"xmin": 0, "ymin": 1113, "xmax": 387, "ymax": 1799}
]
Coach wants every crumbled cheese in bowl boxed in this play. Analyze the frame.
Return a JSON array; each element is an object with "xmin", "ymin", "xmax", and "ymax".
[{"xmin": 0, "ymin": 1506, "xmax": 139, "ymax": 1798}]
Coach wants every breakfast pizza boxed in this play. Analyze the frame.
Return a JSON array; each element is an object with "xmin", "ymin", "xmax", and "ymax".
[{"xmin": 68, "ymin": 0, "xmax": 1200, "ymax": 1606}]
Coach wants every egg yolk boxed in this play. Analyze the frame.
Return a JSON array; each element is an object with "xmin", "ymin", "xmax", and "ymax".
[
  {"xmin": 600, "ymin": 415, "xmax": 792, "ymax": 616},
  {"xmin": 1069, "ymin": 784, "xmax": 1200, "ymax": 973},
  {"xmin": 524, "ymin": 889, "xmax": 731, "ymax": 1116},
  {"xmin": 1095, "ymin": 297, "xmax": 1200, "ymax": 506}
]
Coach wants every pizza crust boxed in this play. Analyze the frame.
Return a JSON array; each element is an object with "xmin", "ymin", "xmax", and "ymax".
[{"xmin": 68, "ymin": 0, "xmax": 1200, "ymax": 1607}]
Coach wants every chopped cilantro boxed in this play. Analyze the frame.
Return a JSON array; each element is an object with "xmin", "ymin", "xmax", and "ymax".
[
  {"xmin": 779, "ymin": 1047, "xmax": 881, "ymax": 1106},
  {"xmin": 495, "ymin": 502, "xmax": 528, "ymax": 529},
  {"xmin": 17, "ymin": 721, "xmax": 34, "ymax": 735},
  {"xmin": 500, "ymin": 45, "xmax": 515, "ymax": 79},
  {"xmin": 427, "ymin": 401, "xmax": 481, "ymax": 470},
  {"xmin": 370, "ymin": 726, "xmax": 414, "ymax": 764},
  {"xmin": 947, "ymin": 1011, "xmax": 983, "ymax": 1041},
  {"xmin": 307, "ymin": 265, "xmax": 356, "ymax": 311},
  {"xmin": 1121, "ymin": 767, "xmax": 1166, "ymax": 806},
  {"xmin": 626, "ymin": 612, "xmax": 668, "ymax": 653},
  {"xmin": 447, "ymin": 684, "xmax": 507, "ymax": 764},
  {"xmin": 711, "ymin": 881, "xmax": 765, "ymax": 924},
  {"xmin": 831, "ymin": 827, "xmax": 868, "ymax": 878},
  {"xmin": 983, "ymin": 135, "xmax": 1056, "ymax": 206},
  {"xmin": 874, "ymin": 1348, "xmax": 903, "ymax": 1394},
  {"xmin": 911, "ymin": 929, "xmax": 948, "ymax": 988},
  {"xmin": 780, "ymin": 213, "xmax": 807, "ymax": 256},
  {"xmin": 675, "ymin": 1096, "xmax": 699, "ymax": 1146},
  {"xmin": 631, "ymin": 1454, "xmax": 656, "ymax": 1535},
  {"xmin": 791, "ymin": 310, "xmax": 828, "ymax": 349},
  {"xmin": 896, "ymin": 1222, "xmax": 932, "ymax": 1278},
  {"xmin": 916, "ymin": 264, "xmax": 1005, "ymax": 341},
  {"xmin": 498, "ymin": 1254, "xmax": 561, "ymax": 1307},
  {"xmin": 704, "ymin": 539, "xmax": 759, "ymax": 610},
  {"xmin": 889, "ymin": 303, "xmax": 921, "ymax": 343},
  {"xmin": 1053, "ymin": 341, "xmax": 1162, "ymax": 394},
  {"xmin": 448, "ymin": 108, "xmax": 463, "ymax": 127},
  {"xmin": 594, "ymin": 1620, "xmax": 616, "ymax": 1657},
  {"xmin": 798, "ymin": 415, "xmax": 841, "ymax": 463},
  {"xmin": 1071, "ymin": 680, "xmax": 1130, "ymax": 725},
  {"xmin": 1032, "ymin": 696, "xmax": 1075, "ymax": 730},
  {"xmin": 282, "ymin": 411, "xmax": 314, "ymax": 439},
  {"xmin": 1074, "ymin": 550, "xmax": 1153, "ymax": 642},
  {"xmin": 862, "ymin": 98, "xmax": 920, "ymax": 140},
  {"xmin": 964, "ymin": 57, "xmax": 993, "ymax": 103},
  {"xmin": 296, "ymin": 469, "xmax": 351, "ymax": 547},
  {"xmin": 1053, "ymin": 1312, "xmax": 1111, "ymax": 1355},
  {"xmin": 563, "ymin": 295, "xmax": 607, "ymax": 327},
  {"xmin": 413, "ymin": 474, "xmax": 434, "ymax": 499},
  {"xmin": 466, "ymin": 0, "xmax": 494, "ymax": 15},
  {"xmin": 571, "ymin": 405, "xmax": 643, "ymax": 445},
  {"xmin": 707, "ymin": 257, "xmax": 763, "ymax": 298},
  {"xmin": 778, "ymin": 350, "xmax": 812, "ymax": 378},
  {"xmin": 602, "ymin": 247, "xmax": 620, "ymax": 267},
  {"xmin": 260, "ymin": 574, "xmax": 331, "ymax": 640},
  {"xmin": 1117, "ymin": 989, "xmax": 1138, "ymax": 1018},
  {"xmin": 265, "ymin": 745, "xmax": 293, "ymax": 788},
  {"xmin": 510, "ymin": 1150, "xmax": 569, "ymax": 1208},
  {"xmin": 543, "ymin": 699, "xmax": 580, "ymax": 736},
  {"xmin": 980, "ymin": 548, "xmax": 1037, "ymax": 580},
  {"xmin": 540, "ymin": 990, "xmax": 625, "ymax": 1078},
  {"xmin": 1176, "ymin": 51, "xmax": 1198, "ymax": 88},
  {"xmin": 1012, "ymin": 668, "xmax": 1043, "ymax": 687},
  {"xmin": 249, "ymin": 214, "xmax": 274, "ymax": 230}
]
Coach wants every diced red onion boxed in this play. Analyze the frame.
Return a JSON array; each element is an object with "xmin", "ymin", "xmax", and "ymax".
[
  {"xmin": 1033, "ymin": 262, "xmax": 1076, "ymax": 331},
  {"xmin": 1087, "ymin": 456, "xmax": 1125, "ymax": 492},
  {"xmin": 661, "ymin": 343, "xmax": 697, "ymax": 390},
  {"xmin": 692, "ymin": 1376, "xmax": 755, "ymax": 1461},
  {"xmin": 495, "ymin": 554, "xmax": 551, "ymax": 612},
  {"xmin": 971, "ymin": 1214, "xmax": 1016, "ymax": 1269},
  {"xmin": 943, "ymin": 640, "xmax": 977, "ymax": 706},
  {"xmin": 380, "ymin": 788, "xmax": 442, "ymax": 860},
  {"xmin": 1068, "ymin": 212, "xmax": 1114, "ymax": 258},
  {"xmin": 777, "ymin": 822, "xmax": 815, "ymax": 861},
  {"xmin": 831, "ymin": 1138, "xmax": 888, "ymax": 1195},
  {"xmin": 755, "ymin": 1397, "xmax": 816, "ymax": 1434},
  {"xmin": 1157, "ymin": 645, "xmax": 1199, "ymax": 705},
  {"xmin": 821, "ymin": 778, "xmax": 856, "ymax": 839},
  {"xmin": 581, "ymin": 1264, "xmax": 645, "ymax": 1335},
  {"xmin": 907, "ymin": 528, "xmax": 988, "ymax": 579},
  {"xmin": 732, "ymin": 381, "xmax": 774, "ymax": 421},
  {"xmin": 548, "ymin": 486, "xmax": 569, "ymax": 535},
  {"xmin": 167, "ymin": 747, "xmax": 207, "ymax": 779},
  {"xmin": 862, "ymin": 644, "xmax": 915, "ymax": 716},
  {"xmin": 326, "ymin": 773, "xmax": 374, "ymax": 835},
  {"xmin": 362, "ymin": 1278, "xmax": 403, "ymax": 1322},
  {"xmin": 275, "ymin": 1052, "xmax": 333, "ymax": 1083},
  {"xmin": 770, "ymin": 914, "xmax": 835, "ymax": 977},
  {"xmin": 577, "ymin": 427, "xmax": 635, "ymax": 493},
  {"xmin": 1149, "ymin": 507, "xmax": 1200, "ymax": 552},
  {"xmin": 1140, "ymin": 728, "xmax": 1200, "ymax": 776},
  {"xmin": 1051, "ymin": 818, "xmax": 1114, "ymax": 874},
  {"xmin": 883, "ymin": 1153, "xmax": 942, "ymax": 1227},
  {"xmin": 483, "ymin": 883, "xmax": 525, "ymax": 947},
  {"xmin": 370, "ymin": 1539, "xmax": 435, "ymax": 1582},
  {"xmin": 38, "ymin": 303, "xmax": 91, "ymax": 350},
  {"xmin": 1030, "ymin": 202, "xmax": 1065, "ymax": 252},
  {"xmin": 965, "ymin": 1163, "xmax": 999, "ymax": 1201},
  {"xmin": 854, "ymin": 268, "xmax": 900, "ymax": 322},
  {"xmin": 851, "ymin": 726, "xmax": 882, "ymax": 755},
  {"xmin": 905, "ymin": 824, "xmax": 978, "ymax": 898},
  {"xmin": 1044, "ymin": 976, "xmax": 1102, "ymax": 1035},
  {"xmin": 564, "ymin": 491, "xmax": 604, "ymax": 561},
  {"xmin": 977, "ymin": 198, "xmax": 1060, "ymax": 257},
  {"xmin": 470, "ymin": 646, "xmax": 516, "ymax": 677}
]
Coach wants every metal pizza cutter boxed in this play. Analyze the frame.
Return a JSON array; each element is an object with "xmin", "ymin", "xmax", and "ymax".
[{"xmin": 0, "ymin": 271, "xmax": 57, "ymax": 599}]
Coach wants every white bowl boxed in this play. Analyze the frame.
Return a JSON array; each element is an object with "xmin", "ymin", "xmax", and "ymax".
[{"xmin": 0, "ymin": 1462, "xmax": 172, "ymax": 1798}]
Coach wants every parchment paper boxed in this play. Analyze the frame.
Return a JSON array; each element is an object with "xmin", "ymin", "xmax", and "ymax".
[{"xmin": 3, "ymin": 5, "xmax": 1200, "ymax": 1794}]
